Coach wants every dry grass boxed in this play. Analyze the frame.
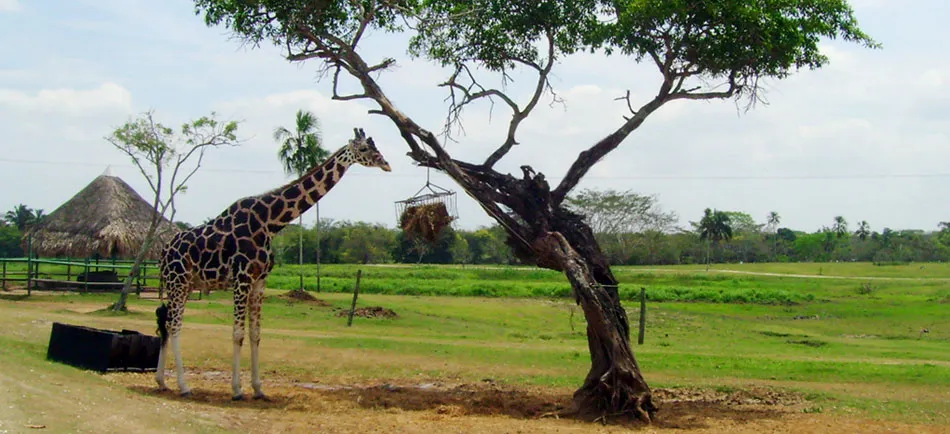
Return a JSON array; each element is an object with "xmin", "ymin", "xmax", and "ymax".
[{"xmin": 399, "ymin": 202, "xmax": 454, "ymax": 243}]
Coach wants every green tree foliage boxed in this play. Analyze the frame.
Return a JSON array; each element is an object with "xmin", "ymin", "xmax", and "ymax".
[
  {"xmin": 855, "ymin": 220, "xmax": 871, "ymax": 240},
  {"xmin": 261, "ymin": 218, "xmax": 950, "ymax": 266},
  {"xmin": 794, "ymin": 232, "xmax": 827, "ymax": 261},
  {"xmin": 394, "ymin": 227, "xmax": 463, "ymax": 264},
  {"xmin": 833, "ymin": 216, "xmax": 849, "ymax": 238},
  {"xmin": 566, "ymin": 189, "xmax": 678, "ymax": 263},
  {"xmin": 340, "ymin": 222, "xmax": 396, "ymax": 264},
  {"xmin": 694, "ymin": 208, "xmax": 733, "ymax": 265},
  {"xmin": 462, "ymin": 226, "xmax": 516, "ymax": 264},
  {"xmin": 0, "ymin": 224, "xmax": 23, "ymax": 257},
  {"xmin": 723, "ymin": 212, "xmax": 762, "ymax": 236}
]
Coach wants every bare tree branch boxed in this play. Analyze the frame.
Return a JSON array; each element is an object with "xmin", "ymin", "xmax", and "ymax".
[
  {"xmin": 483, "ymin": 29, "xmax": 558, "ymax": 168},
  {"xmin": 614, "ymin": 90, "xmax": 638, "ymax": 119},
  {"xmin": 667, "ymin": 72, "xmax": 739, "ymax": 101},
  {"xmin": 331, "ymin": 65, "xmax": 373, "ymax": 101},
  {"xmin": 439, "ymin": 63, "xmax": 519, "ymax": 130}
]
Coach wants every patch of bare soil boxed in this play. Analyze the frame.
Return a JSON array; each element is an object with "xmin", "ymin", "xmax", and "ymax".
[
  {"xmin": 335, "ymin": 306, "xmax": 398, "ymax": 319},
  {"xmin": 279, "ymin": 289, "xmax": 331, "ymax": 306},
  {"xmin": 106, "ymin": 368, "xmax": 949, "ymax": 434}
]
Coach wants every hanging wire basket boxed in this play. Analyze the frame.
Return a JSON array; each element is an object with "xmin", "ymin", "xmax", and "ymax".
[{"xmin": 395, "ymin": 173, "xmax": 458, "ymax": 242}]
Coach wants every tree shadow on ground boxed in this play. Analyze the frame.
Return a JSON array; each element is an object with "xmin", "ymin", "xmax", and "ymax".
[
  {"xmin": 127, "ymin": 376, "xmax": 799, "ymax": 430},
  {"xmin": 318, "ymin": 383, "xmax": 795, "ymax": 429}
]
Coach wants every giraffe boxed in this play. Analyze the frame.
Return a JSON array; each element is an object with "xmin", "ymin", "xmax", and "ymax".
[{"xmin": 154, "ymin": 128, "xmax": 390, "ymax": 400}]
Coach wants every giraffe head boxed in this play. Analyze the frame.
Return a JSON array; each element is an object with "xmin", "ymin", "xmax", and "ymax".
[{"xmin": 345, "ymin": 128, "xmax": 391, "ymax": 172}]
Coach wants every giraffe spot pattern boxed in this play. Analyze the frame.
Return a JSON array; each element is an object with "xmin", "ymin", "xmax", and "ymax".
[{"xmin": 283, "ymin": 185, "xmax": 302, "ymax": 200}]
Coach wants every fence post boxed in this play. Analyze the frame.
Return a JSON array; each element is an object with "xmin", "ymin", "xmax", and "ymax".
[
  {"xmin": 26, "ymin": 236, "xmax": 33, "ymax": 296},
  {"xmin": 637, "ymin": 287, "xmax": 646, "ymax": 345},
  {"xmin": 346, "ymin": 270, "xmax": 363, "ymax": 327},
  {"xmin": 83, "ymin": 258, "xmax": 90, "ymax": 294}
]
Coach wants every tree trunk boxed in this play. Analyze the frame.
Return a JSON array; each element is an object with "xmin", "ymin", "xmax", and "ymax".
[
  {"xmin": 112, "ymin": 223, "xmax": 159, "ymax": 312},
  {"xmin": 459, "ymin": 168, "xmax": 656, "ymax": 422},
  {"xmin": 705, "ymin": 240, "xmax": 711, "ymax": 271},
  {"xmin": 538, "ymin": 225, "xmax": 657, "ymax": 422},
  {"xmin": 394, "ymin": 128, "xmax": 657, "ymax": 421}
]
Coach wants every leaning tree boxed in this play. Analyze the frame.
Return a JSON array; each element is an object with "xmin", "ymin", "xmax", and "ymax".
[{"xmin": 194, "ymin": 0, "xmax": 876, "ymax": 421}]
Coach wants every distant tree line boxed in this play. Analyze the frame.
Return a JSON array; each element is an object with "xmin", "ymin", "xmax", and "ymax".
[
  {"xmin": 0, "ymin": 204, "xmax": 45, "ymax": 257},
  {"xmin": 5, "ymin": 194, "xmax": 949, "ymax": 265}
]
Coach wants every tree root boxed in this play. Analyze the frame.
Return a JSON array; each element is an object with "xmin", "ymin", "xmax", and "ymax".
[{"xmin": 571, "ymin": 367, "xmax": 658, "ymax": 424}]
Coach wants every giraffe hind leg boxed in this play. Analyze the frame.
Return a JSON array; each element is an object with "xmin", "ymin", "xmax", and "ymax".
[
  {"xmin": 248, "ymin": 279, "xmax": 266, "ymax": 399},
  {"xmin": 231, "ymin": 279, "xmax": 251, "ymax": 400},
  {"xmin": 162, "ymin": 287, "xmax": 192, "ymax": 396}
]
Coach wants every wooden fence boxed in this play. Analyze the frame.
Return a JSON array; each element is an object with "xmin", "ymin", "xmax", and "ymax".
[{"xmin": 0, "ymin": 257, "xmax": 161, "ymax": 295}]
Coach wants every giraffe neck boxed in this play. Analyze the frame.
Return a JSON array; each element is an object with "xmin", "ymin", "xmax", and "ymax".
[{"xmin": 258, "ymin": 146, "xmax": 355, "ymax": 233}]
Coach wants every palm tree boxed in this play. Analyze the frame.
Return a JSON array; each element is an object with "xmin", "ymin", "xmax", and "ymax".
[
  {"xmin": 697, "ymin": 208, "xmax": 733, "ymax": 269},
  {"xmin": 766, "ymin": 211, "xmax": 780, "ymax": 261},
  {"xmin": 32, "ymin": 209, "xmax": 45, "ymax": 225},
  {"xmin": 274, "ymin": 110, "xmax": 329, "ymax": 293},
  {"xmin": 854, "ymin": 220, "xmax": 870, "ymax": 240},
  {"xmin": 4, "ymin": 204, "xmax": 36, "ymax": 231},
  {"xmin": 832, "ymin": 216, "xmax": 848, "ymax": 238}
]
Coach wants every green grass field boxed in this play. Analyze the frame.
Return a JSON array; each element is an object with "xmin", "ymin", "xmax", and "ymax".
[{"xmin": 1, "ymin": 262, "xmax": 948, "ymax": 428}]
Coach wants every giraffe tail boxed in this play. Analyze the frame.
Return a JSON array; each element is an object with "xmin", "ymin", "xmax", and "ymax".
[{"xmin": 155, "ymin": 303, "xmax": 169, "ymax": 345}]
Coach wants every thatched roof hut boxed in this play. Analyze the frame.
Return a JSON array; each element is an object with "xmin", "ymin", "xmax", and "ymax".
[{"xmin": 23, "ymin": 171, "xmax": 179, "ymax": 259}]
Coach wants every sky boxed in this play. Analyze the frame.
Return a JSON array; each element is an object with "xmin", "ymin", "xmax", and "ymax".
[{"xmin": 0, "ymin": 0, "xmax": 947, "ymax": 234}]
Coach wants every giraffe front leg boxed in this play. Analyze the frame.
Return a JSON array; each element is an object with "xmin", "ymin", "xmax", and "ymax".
[
  {"xmin": 231, "ymin": 282, "xmax": 250, "ymax": 400},
  {"xmin": 249, "ymin": 280, "xmax": 266, "ymax": 400}
]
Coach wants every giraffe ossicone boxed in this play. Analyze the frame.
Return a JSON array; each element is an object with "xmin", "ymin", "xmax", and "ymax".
[{"xmin": 155, "ymin": 127, "xmax": 390, "ymax": 400}]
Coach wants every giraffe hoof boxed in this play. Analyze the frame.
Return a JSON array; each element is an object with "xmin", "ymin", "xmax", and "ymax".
[
  {"xmin": 252, "ymin": 393, "xmax": 269, "ymax": 401},
  {"xmin": 232, "ymin": 393, "xmax": 245, "ymax": 401},
  {"xmin": 180, "ymin": 390, "xmax": 193, "ymax": 398}
]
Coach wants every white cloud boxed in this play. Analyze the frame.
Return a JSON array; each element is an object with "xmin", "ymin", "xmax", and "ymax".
[
  {"xmin": 919, "ymin": 69, "xmax": 946, "ymax": 87},
  {"xmin": 211, "ymin": 89, "xmax": 377, "ymax": 155},
  {"xmin": 0, "ymin": 82, "xmax": 132, "ymax": 115},
  {"xmin": 797, "ymin": 118, "xmax": 874, "ymax": 140},
  {"xmin": 0, "ymin": 0, "xmax": 21, "ymax": 13}
]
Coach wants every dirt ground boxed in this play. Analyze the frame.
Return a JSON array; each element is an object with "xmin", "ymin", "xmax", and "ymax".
[{"xmin": 89, "ymin": 368, "xmax": 944, "ymax": 434}]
